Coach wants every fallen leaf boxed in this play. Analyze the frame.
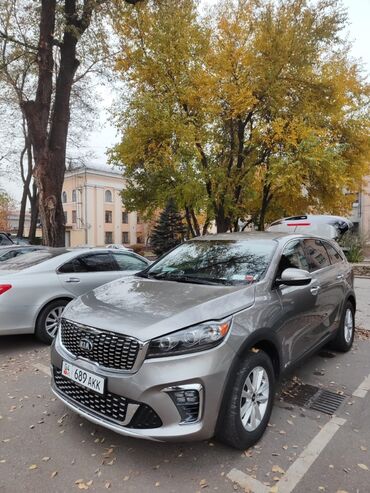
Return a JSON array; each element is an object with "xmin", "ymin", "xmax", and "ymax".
[
  {"xmin": 105, "ymin": 482, "xmax": 111, "ymax": 489},
  {"xmin": 358, "ymin": 463, "xmax": 369, "ymax": 471},
  {"xmin": 360, "ymin": 446, "xmax": 368, "ymax": 451},
  {"xmin": 271, "ymin": 465, "xmax": 285, "ymax": 474},
  {"xmin": 28, "ymin": 464, "xmax": 38, "ymax": 470},
  {"xmin": 199, "ymin": 479, "xmax": 208, "ymax": 488},
  {"xmin": 155, "ymin": 482, "xmax": 160, "ymax": 487},
  {"xmin": 77, "ymin": 484, "xmax": 89, "ymax": 490},
  {"xmin": 42, "ymin": 457, "xmax": 50, "ymax": 462},
  {"xmin": 51, "ymin": 471, "xmax": 58, "ymax": 478},
  {"xmin": 269, "ymin": 486, "xmax": 278, "ymax": 493}
]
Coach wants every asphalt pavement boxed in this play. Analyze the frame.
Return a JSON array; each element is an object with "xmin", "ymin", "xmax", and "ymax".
[
  {"xmin": 354, "ymin": 278, "xmax": 370, "ymax": 330},
  {"xmin": 1, "ymin": 278, "xmax": 370, "ymax": 493}
]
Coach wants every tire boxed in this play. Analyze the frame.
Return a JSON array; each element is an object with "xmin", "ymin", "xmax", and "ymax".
[
  {"xmin": 216, "ymin": 350, "xmax": 275, "ymax": 450},
  {"xmin": 331, "ymin": 300, "xmax": 355, "ymax": 352},
  {"xmin": 35, "ymin": 299, "xmax": 70, "ymax": 344}
]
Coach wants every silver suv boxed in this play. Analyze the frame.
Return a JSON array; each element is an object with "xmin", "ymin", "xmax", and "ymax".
[{"xmin": 51, "ymin": 232, "xmax": 355, "ymax": 449}]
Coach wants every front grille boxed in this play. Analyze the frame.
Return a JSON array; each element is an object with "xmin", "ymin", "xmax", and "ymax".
[
  {"xmin": 53, "ymin": 368, "xmax": 163, "ymax": 429},
  {"xmin": 60, "ymin": 318, "xmax": 140, "ymax": 371},
  {"xmin": 53, "ymin": 367, "xmax": 128, "ymax": 423}
]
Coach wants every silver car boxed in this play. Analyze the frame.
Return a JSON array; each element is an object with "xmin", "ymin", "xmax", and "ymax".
[
  {"xmin": 51, "ymin": 233, "xmax": 355, "ymax": 449},
  {"xmin": 0, "ymin": 248, "xmax": 150, "ymax": 343}
]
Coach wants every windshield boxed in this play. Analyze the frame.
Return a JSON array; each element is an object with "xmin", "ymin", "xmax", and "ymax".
[
  {"xmin": 0, "ymin": 249, "xmax": 66, "ymax": 271},
  {"xmin": 143, "ymin": 239, "xmax": 277, "ymax": 285}
]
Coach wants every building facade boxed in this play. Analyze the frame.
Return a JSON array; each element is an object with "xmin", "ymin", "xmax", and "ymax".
[{"xmin": 62, "ymin": 167, "xmax": 148, "ymax": 247}]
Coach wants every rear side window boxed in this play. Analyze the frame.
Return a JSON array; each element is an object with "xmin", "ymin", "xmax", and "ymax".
[
  {"xmin": 323, "ymin": 241, "xmax": 344, "ymax": 264},
  {"xmin": 277, "ymin": 240, "xmax": 309, "ymax": 276},
  {"xmin": 303, "ymin": 239, "xmax": 330, "ymax": 271},
  {"xmin": 113, "ymin": 253, "xmax": 147, "ymax": 271},
  {"xmin": 59, "ymin": 253, "xmax": 116, "ymax": 273}
]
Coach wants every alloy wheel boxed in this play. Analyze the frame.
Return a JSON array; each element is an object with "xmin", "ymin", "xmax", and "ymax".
[
  {"xmin": 45, "ymin": 306, "xmax": 64, "ymax": 338},
  {"xmin": 344, "ymin": 308, "xmax": 354, "ymax": 344},
  {"xmin": 240, "ymin": 365, "xmax": 270, "ymax": 432}
]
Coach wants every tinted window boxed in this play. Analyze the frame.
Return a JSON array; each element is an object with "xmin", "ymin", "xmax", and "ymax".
[
  {"xmin": 146, "ymin": 240, "xmax": 277, "ymax": 284},
  {"xmin": 113, "ymin": 253, "xmax": 147, "ymax": 271},
  {"xmin": 59, "ymin": 253, "xmax": 117, "ymax": 273},
  {"xmin": 323, "ymin": 241, "xmax": 344, "ymax": 264},
  {"xmin": 277, "ymin": 240, "xmax": 309, "ymax": 276},
  {"xmin": 303, "ymin": 239, "xmax": 330, "ymax": 271},
  {"xmin": 78, "ymin": 253, "xmax": 116, "ymax": 272}
]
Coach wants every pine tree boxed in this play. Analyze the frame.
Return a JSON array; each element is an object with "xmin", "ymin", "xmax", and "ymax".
[{"xmin": 150, "ymin": 199, "xmax": 186, "ymax": 256}]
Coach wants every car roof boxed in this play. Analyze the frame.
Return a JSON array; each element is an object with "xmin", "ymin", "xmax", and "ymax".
[{"xmin": 193, "ymin": 231, "xmax": 299, "ymax": 241}]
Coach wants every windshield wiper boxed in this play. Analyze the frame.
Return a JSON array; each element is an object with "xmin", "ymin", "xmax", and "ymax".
[{"xmin": 146, "ymin": 271, "xmax": 233, "ymax": 285}]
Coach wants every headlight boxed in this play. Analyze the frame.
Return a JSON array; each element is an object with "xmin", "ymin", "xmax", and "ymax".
[{"xmin": 146, "ymin": 319, "xmax": 232, "ymax": 358}]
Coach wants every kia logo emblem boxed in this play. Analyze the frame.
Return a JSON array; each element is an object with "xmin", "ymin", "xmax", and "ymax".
[{"xmin": 79, "ymin": 338, "xmax": 93, "ymax": 352}]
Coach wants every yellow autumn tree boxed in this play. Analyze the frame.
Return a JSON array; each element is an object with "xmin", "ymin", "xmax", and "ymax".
[
  {"xmin": 0, "ymin": 190, "xmax": 12, "ymax": 231},
  {"xmin": 110, "ymin": 0, "xmax": 370, "ymax": 232}
]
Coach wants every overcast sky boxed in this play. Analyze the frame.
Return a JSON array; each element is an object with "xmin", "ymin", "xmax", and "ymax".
[
  {"xmin": 1, "ymin": 0, "xmax": 369, "ymax": 202},
  {"xmin": 86, "ymin": 0, "xmax": 370, "ymax": 166}
]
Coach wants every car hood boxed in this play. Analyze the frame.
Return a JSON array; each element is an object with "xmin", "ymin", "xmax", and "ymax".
[{"xmin": 63, "ymin": 276, "xmax": 255, "ymax": 341}]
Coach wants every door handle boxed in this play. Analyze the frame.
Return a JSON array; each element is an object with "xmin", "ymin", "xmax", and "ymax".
[
  {"xmin": 66, "ymin": 277, "xmax": 80, "ymax": 283},
  {"xmin": 310, "ymin": 286, "xmax": 321, "ymax": 296},
  {"xmin": 336, "ymin": 274, "xmax": 344, "ymax": 280}
]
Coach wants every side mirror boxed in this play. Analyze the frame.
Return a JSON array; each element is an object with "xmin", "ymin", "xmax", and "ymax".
[{"xmin": 276, "ymin": 268, "xmax": 312, "ymax": 287}]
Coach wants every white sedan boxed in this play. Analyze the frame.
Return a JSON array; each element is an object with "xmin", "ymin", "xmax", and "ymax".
[{"xmin": 0, "ymin": 248, "xmax": 149, "ymax": 343}]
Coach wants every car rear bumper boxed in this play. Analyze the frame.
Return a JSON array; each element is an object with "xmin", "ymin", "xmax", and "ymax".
[{"xmin": 50, "ymin": 334, "xmax": 235, "ymax": 442}]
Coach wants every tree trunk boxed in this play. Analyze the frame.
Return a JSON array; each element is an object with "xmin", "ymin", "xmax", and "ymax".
[
  {"xmin": 18, "ymin": 130, "xmax": 34, "ymax": 238},
  {"xmin": 189, "ymin": 207, "xmax": 200, "ymax": 236},
  {"xmin": 185, "ymin": 206, "xmax": 196, "ymax": 238},
  {"xmin": 258, "ymin": 184, "xmax": 272, "ymax": 231},
  {"xmin": 29, "ymin": 188, "xmax": 39, "ymax": 244},
  {"xmin": 215, "ymin": 206, "xmax": 230, "ymax": 233}
]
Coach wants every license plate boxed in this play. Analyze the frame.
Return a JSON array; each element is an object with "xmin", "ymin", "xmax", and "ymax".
[{"xmin": 62, "ymin": 361, "xmax": 105, "ymax": 395}]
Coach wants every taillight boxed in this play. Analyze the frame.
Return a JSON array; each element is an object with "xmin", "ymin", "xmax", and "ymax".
[{"xmin": 0, "ymin": 284, "xmax": 12, "ymax": 295}]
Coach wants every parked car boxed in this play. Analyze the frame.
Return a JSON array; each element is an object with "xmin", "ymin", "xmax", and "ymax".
[
  {"xmin": 0, "ymin": 245, "xmax": 45, "ymax": 262},
  {"xmin": 0, "ymin": 248, "xmax": 150, "ymax": 343},
  {"xmin": 267, "ymin": 215, "xmax": 353, "ymax": 240},
  {"xmin": 50, "ymin": 232, "xmax": 355, "ymax": 449},
  {"xmin": 0, "ymin": 232, "xmax": 14, "ymax": 246}
]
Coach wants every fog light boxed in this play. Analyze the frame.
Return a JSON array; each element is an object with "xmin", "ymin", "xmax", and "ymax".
[{"xmin": 163, "ymin": 384, "xmax": 203, "ymax": 424}]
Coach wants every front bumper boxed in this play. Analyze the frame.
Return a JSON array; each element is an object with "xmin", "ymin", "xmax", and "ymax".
[{"xmin": 51, "ymin": 334, "xmax": 236, "ymax": 442}]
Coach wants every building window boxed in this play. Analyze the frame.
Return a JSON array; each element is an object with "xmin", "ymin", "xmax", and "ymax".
[
  {"xmin": 72, "ymin": 189, "xmax": 77, "ymax": 202},
  {"xmin": 105, "ymin": 210, "xmax": 112, "ymax": 223},
  {"xmin": 105, "ymin": 190, "xmax": 113, "ymax": 202},
  {"xmin": 64, "ymin": 211, "xmax": 68, "ymax": 224},
  {"xmin": 122, "ymin": 232, "xmax": 129, "ymax": 244},
  {"xmin": 72, "ymin": 210, "xmax": 77, "ymax": 224},
  {"xmin": 62, "ymin": 191, "xmax": 67, "ymax": 203},
  {"xmin": 105, "ymin": 231, "xmax": 113, "ymax": 244},
  {"xmin": 122, "ymin": 211, "xmax": 128, "ymax": 224}
]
